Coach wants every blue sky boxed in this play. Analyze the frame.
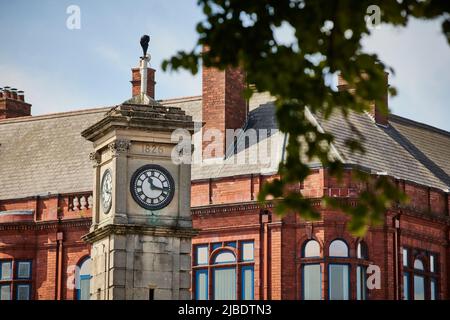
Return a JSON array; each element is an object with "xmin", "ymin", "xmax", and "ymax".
[{"xmin": 0, "ymin": 0, "xmax": 449, "ymax": 131}]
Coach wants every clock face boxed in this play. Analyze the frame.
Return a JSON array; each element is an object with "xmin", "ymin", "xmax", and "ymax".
[
  {"xmin": 101, "ymin": 169, "xmax": 113, "ymax": 214},
  {"xmin": 130, "ymin": 164, "xmax": 175, "ymax": 211}
]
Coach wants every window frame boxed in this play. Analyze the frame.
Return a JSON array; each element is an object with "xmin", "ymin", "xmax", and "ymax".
[
  {"xmin": 192, "ymin": 240, "xmax": 255, "ymax": 301},
  {"xmin": 195, "ymin": 269, "xmax": 209, "ymax": 300},
  {"xmin": 356, "ymin": 241, "xmax": 368, "ymax": 260},
  {"xmin": 240, "ymin": 241, "xmax": 255, "ymax": 262},
  {"xmin": 0, "ymin": 260, "xmax": 13, "ymax": 281},
  {"xmin": 301, "ymin": 263, "xmax": 322, "ymax": 300},
  {"xmin": 0, "ymin": 259, "xmax": 33, "ymax": 300},
  {"xmin": 241, "ymin": 265, "xmax": 254, "ymax": 300},
  {"xmin": 75, "ymin": 256, "xmax": 92, "ymax": 301},
  {"xmin": 212, "ymin": 266, "xmax": 237, "ymax": 300},
  {"xmin": 328, "ymin": 239, "xmax": 349, "ymax": 258},
  {"xmin": 0, "ymin": 283, "xmax": 12, "ymax": 301},
  {"xmin": 15, "ymin": 283, "xmax": 31, "ymax": 300},
  {"xmin": 356, "ymin": 265, "xmax": 367, "ymax": 300},
  {"xmin": 302, "ymin": 239, "xmax": 321, "ymax": 258},
  {"xmin": 15, "ymin": 260, "xmax": 32, "ymax": 280},
  {"xmin": 195, "ymin": 245, "xmax": 209, "ymax": 266},
  {"xmin": 402, "ymin": 247, "xmax": 439, "ymax": 300},
  {"xmin": 328, "ymin": 263, "xmax": 351, "ymax": 300}
]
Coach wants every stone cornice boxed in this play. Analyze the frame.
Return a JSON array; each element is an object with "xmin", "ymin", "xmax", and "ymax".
[
  {"xmin": 81, "ymin": 104, "xmax": 195, "ymax": 142},
  {"xmin": 191, "ymin": 201, "xmax": 273, "ymax": 216},
  {"xmin": 0, "ymin": 218, "xmax": 91, "ymax": 231},
  {"xmin": 400, "ymin": 229, "xmax": 448, "ymax": 246},
  {"xmin": 81, "ymin": 224, "xmax": 199, "ymax": 243},
  {"xmin": 397, "ymin": 206, "xmax": 450, "ymax": 225}
]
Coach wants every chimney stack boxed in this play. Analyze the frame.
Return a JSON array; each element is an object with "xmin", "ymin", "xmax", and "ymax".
[
  {"xmin": 338, "ymin": 72, "xmax": 389, "ymax": 126},
  {"xmin": 202, "ymin": 64, "xmax": 247, "ymax": 159},
  {"xmin": 131, "ymin": 66, "xmax": 156, "ymax": 99},
  {"xmin": 0, "ymin": 86, "xmax": 32, "ymax": 120}
]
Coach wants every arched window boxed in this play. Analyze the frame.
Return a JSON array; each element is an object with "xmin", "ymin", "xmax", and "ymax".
[
  {"xmin": 303, "ymin": 240, "xmax": 321, "ymax": 258},
  {"xmin": 328, "ymin": 240, "xmax": 350, "ymax": 300},
  {"xmin": 76, "ymin": 257, "xmax": 91, "ymax": 300},
  {"xmin": 329, "ymin": 240, "xmax": 349, "ymax": 257},
  {"xmin": 414, "ymin": 258, "xmax": 424, "ymax": 271},
  {"xmin": 403, "ymin": 249, "xmax": 438, "ymax": 300},
  {"xmin": 213, "ymin": 251, "xmax": 236, "ymax": 264},
  {"xmin": 193, "ymin": 241, "xmax": 255, "ymax": 300},
  {"xmin": 356, "ymin": 241, "xmax": 369, "ymax": 300},
  {"xmin": 413, "ymin": 258, "xmax": 425, "ymax": 300},
  {"xmin": 301, "ymin": 240, "xmax": 322, "ymax": 300},
  {"xmin": 357, "ymin": 242, "xmax": 368, "ymax": 259}
]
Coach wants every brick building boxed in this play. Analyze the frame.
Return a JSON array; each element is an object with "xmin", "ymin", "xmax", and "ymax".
[{"xmin": 0, "ymin": 57, "xmax": 449, "ymax": 300}]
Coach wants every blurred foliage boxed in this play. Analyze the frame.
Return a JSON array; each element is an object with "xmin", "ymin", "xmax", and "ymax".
[{"xmin": 162, "ymin": 0, "xmax": 450, "ymax": 236}]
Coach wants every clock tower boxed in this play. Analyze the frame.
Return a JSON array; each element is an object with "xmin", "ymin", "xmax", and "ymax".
[{"xmin": 81, "ymin": 36, "xmax": 196, "ymax": 300}]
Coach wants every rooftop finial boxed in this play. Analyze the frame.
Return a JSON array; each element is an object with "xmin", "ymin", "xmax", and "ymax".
[{"xmin": 140, "ymin": 34, "xmax": 150, "ymax": 59}]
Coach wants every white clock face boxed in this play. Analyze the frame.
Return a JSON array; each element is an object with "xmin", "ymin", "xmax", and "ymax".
[
  {"xmin": 130, "ymin": 164, "xmax": 175, "ymax": 210},
  {"xmin": 101, "ymin": 169, "xmax": 113, "ymax": 214}
]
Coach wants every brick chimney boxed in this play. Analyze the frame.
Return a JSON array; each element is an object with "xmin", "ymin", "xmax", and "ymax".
[
  {"xmin": 130, "ymin": 67, "xmax": 156, "ymax": 98},
  {"xmin": 0, "ymin": 87, "xmax": 32, "ymax": 120},
  {"xmin": 338, "ymin": 72, "xmax": 389, "ymax": 126},
  {"xmin": 202, "ymin": 66, "xmax": 247, "ymax": 159}
]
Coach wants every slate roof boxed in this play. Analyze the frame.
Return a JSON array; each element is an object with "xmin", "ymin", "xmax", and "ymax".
[
  {"xmin": 0, "ymin": 108, "xmax": 108, "ymax": 200},
  {"xmin": 315, "ymin": 110, "xmax": 449, "ymax": 190},
  {"xmin": 0, "ymin": 93, "xmax": 449, "ymax": 200}
]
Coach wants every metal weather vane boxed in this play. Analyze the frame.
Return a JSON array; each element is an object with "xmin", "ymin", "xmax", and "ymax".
[{"xmin": 140, "ymin": 34, "xmax": 150, "ymax": 59}]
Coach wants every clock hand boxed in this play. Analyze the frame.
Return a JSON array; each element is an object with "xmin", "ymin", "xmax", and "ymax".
[{"xmin": 148, "ymin": 177, "xmax": 168, "ymax": 192}]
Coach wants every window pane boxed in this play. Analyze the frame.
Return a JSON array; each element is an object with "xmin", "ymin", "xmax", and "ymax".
[
  {"xmin": 241, "ymin": 267, "xmax": 254, "ymax": 300},
  {"xmin": 329, "ymin": 264, "xmax": 349, "ymax": 300},
  {"xmin": 241, "ymin": 242, "xmax": 254, "ymax": 261},
  {"xmin": 79, "ymin": 258, "xmax": 91, "ymax": 275},
  {"xmin": 304, "ymin": 240, "xmax": 320, "ymax": 258},
  {"xmin": 196, "ymin": 246, "xmax": 208, "ymax": 265},
  {"xmin": 430, "ymin": 255, "xmax": 435, "ymax": 273},
  {"xmin": 357, "ymin": 242, "xmax": 368, "ymax": 259},
  {"xmin": 414, "ymin": 259, "xmax": 424, "ymax": 271},
  {"xmin": 214, "ymin": 268, "xmax": 236, "ymax": 300},
  {"xmin": 402, "ymin": 248, "xmax": 408, "ymax": 267},
  {"xmin": 16, "ymin": 284, "xmax": 30, "ymax": 300},
  {"xmin": 403, "ymin": 272, "xmax": 409, "ymax": 300},
  {"xmin": 413, "ymin": 275, "xmax": 425, "ymax": 300},
  {"xmin": 195, "ymin": 270, "xmax": 208, "ymax": 300},
  {"xmin": 79, "ymin": 278, "xmax": 90, "ymax": 300},
  {"xmin": 213, "ymin": 251, "xmax": 236, "ymax": 264},
  {"xmin": 211, "ymin": 243, "xmax": 222, "ymax": 251},
  {"xmin": 17, "ymin": 261, "xmax": 31, "ymax": 279},
  {"xmin": 0, "ymin": 285, "xmax": 11, "ymax": 300},
  {"xmin": 225, "ymin": 242, "xmax": 236, "ymax": 248},
  {"xmin": 303, "ymin": 264, "xmax": 321, "ymax": 300},
  {"xmin": 0, "ymin": 261, "xmax": 12, "ymax": 280},
  {"xmin": 329, "ymin": 240, "xmax": 348, "ymax": 257},
  {"xmin": 430, "ymin": 279, "xmax": 437, "ymax": 300},
  {"xmin": 356, "ymin": 266, "xmax": 367, "ymax": 300}
]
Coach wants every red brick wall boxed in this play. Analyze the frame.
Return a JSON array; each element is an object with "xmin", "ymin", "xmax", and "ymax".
[
  {"xmin": 0, "ymin": 97, "xmax": 31, "ymax": 119},
  {"xmin": 131, "ymin": 67, "xmax": 156, "ymax": 98},
  {"xmin": 1, "ymin": 167, "xmax": 449, "ymax": 300},
  {"xmin": 202, "ymin": 66, "xmax": 246, "ymax": 158}
]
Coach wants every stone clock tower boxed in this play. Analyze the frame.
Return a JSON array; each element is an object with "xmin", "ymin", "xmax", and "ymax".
[{"xmin": 81, "ymin": 36, "xmax": 196, "ymax": 300}]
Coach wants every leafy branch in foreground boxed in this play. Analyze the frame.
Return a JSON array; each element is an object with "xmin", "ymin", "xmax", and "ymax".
[{"xmin": 162, "ymin": 0, "xmax": 449, "ymax": 235}]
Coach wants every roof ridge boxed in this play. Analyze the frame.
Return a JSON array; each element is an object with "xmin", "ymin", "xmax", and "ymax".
[
  {"xmin": 160, "ymin": 95, "xmax": 202, "ymax": 104},
  {"xmin": 390, "ymin": 114, "xmax": 450, "ymax": 138},
  {"xmin": 0, "ymin": 106, "xmax": 111, "ymax": 124}
]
